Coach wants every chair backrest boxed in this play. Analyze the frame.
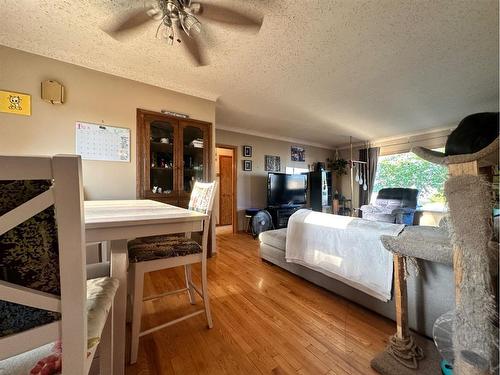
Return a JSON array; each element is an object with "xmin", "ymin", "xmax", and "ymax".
[
  {"xmin": 188, "ymin": 182, "xmax": 217, "ymax": 252},
  {"xmin": 376, "ymin": 188, "xmax": 419, "ymax": 209},
  {"xmin": 188, "ymin": 181, "xmax": 217, "ymax": 215},
  {"xmin": 0, "ymin": 155, "xmax": 88, "ymax": 373}
]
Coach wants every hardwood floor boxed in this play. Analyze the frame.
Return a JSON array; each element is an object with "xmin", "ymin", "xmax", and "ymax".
[{"xmin": 125, "ymin": 231, "xmax": 394, "ymax": 375}]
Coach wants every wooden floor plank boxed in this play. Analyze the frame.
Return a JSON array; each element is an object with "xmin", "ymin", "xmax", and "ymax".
[{"xmin": 126, "ymin": 231, "xmax": 394, "ymax": 374}]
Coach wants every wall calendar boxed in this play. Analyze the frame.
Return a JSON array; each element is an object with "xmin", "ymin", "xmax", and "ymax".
[{"xmin": 76, "ymin": 121, "xmax": 130, "ymax": 162}]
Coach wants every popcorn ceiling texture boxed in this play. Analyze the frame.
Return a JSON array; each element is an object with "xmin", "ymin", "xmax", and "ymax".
[{"xmin": 0, "ymin": 0, "xmax": 498, "ymax": 147}]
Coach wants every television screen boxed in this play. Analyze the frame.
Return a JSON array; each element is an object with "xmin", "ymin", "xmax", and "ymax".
[{"xmin": 268, "ymin": 173, "xmax": 307, "ymax": 206}]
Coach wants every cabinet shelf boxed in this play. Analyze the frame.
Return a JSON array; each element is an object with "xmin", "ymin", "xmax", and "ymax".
[
  {"xmin": 137, "ymin": 109, "xmax": 212, "ymax": 209},
  {"xmin": 151, "ymin": 143, "xmax": 173, "ymax": 153}
]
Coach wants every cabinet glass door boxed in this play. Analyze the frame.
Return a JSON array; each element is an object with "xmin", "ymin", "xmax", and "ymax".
[
  {"xmin": 149, "ymin": 120, "xmax": 176, "ymax": 197},
  {"xmin": 182, "ymin": 125, "xmax": 205, "ymax": 195}
]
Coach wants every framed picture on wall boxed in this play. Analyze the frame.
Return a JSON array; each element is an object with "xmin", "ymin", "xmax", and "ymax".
[
  {"xmin": 243, "ymin": 160, "xmax": 252, "ymax": 171},
  {"xmin": 0, "ymin": 90, "xmax": 31, "ymax": 116},
  {"xmin": 243, "ymin": 145, "xmax": 252, "ymax": 157},
  {"xmin": 291, "ymin": 146, "xmax": 305, "ymax": 162},
  {"xmin": 265, "ymin": 155, "xmax": 281, "ymax": 172}
]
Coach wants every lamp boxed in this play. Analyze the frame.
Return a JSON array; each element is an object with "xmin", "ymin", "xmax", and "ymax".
[{"xmin": 180, "ymin": 13, "xmax": 201, "ymax": 36}]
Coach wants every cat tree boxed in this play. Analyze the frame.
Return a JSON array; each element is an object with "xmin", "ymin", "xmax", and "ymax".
[{"xmin": 371, "ymin": 136, "xmax": 499, "ymax": 375}]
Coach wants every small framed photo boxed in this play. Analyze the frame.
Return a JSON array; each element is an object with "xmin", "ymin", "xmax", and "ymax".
[
  {"xmin": 265, "ymin": 155, "xmax": 281, "ymax": 172},
  {"xmin": 291, "ymin": 146, "xmax": 305, "ymax": 162},
  {"xmin": 243, "ymin": 160, "xmax": 252, "ymax": 171},
  {"xmin": 243, "ymin": 145, "xmax": 252, "ymax": 157}
]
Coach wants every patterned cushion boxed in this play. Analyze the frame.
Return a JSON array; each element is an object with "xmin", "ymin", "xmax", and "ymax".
[
  {"xmin": 128, "ymin": 236, "xmax": 202, "ymax": 263},
  {"xmin": 0, "ymin": 180, "xmax": 61, "ymax": 338},
  {"xmin": 86, "ymin": 277, "xmax": 119, "ymax": 350},
  {"xmin": 0, "ymin": 342, "xmax": 60, "ymax": 375}
]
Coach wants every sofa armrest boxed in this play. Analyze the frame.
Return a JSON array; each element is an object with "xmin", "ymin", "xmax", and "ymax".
[
  {"xmin": 391, "ymin": 207, "xmax": 416, "ymax": 215},
  {"xmin": 360, "ymin": 204, "xmax": 382, "ymax": 213}
]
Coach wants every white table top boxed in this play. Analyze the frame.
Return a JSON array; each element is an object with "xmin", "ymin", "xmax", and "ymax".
[{"xmin": 84, "ymin": 199, "xmax": 207, "ymax": 229}]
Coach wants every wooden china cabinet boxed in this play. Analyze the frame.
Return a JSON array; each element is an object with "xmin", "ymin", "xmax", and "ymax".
[{"xmin": 136, "ymin": 109, "xmax": 212, "ymax": 208}]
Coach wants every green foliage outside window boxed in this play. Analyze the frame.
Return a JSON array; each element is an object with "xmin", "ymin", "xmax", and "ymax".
[{"xmin": 373, "ymin": 152, "xmax": 448, "ymax": 205}]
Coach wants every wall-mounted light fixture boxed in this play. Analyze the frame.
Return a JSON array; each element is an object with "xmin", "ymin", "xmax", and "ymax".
[{"xmin": 41, "ymin": 80, "xmax": 65, "ymax": 104}]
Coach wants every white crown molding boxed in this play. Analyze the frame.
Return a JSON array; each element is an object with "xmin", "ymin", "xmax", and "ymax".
[
  {"xmin": 336, "ymin": 125, "xmax": 456, "ymax": 150},
  {"xmin": 215, "ymin": 124, "xmax": 334, "ymax": 150}
]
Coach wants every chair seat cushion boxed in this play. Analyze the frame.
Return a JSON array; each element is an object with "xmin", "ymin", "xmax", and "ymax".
[
  {"xmin": 87, "ymin": 276, "xmax": 119, "ymax": 350},
  {"xmin": 0, "ymin": 277, "xmax": 118, "ymax": 374},
  {"xmin": 0, "ymin": 342, "xmax": 60, "ymax": 375},
  {"xmin": 128, "ymin": 236, "xmax": 202, "ymax": 263}
]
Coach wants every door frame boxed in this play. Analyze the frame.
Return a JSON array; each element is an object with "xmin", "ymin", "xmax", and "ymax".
[{"xmin": 216, "ymin": 144, "xmax": 238, "ymax": 234}]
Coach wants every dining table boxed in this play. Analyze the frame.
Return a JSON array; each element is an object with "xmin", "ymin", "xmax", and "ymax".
[{"xmin": 84, "ymin": 199, "xmax": 207, "ymax": 375}]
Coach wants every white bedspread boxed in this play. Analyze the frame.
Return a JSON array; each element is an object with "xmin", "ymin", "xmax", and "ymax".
[{"xmin": 285, "ymin": 209, "xmax": 405, "ymax": 301}]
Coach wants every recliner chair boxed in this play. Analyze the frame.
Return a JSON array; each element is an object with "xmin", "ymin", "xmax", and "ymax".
[{"xmin": 360, "ymin": 188, "xmax": 419, "ymax": 225}]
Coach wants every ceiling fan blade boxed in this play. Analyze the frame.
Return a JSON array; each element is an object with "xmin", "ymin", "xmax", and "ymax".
[
  {"xmin": 197, "ymin": 3, "xmax": 262, "ymax": 29},
  {"xmin": 103, "ymin": 7, "xmax": 158, "ymax": 36},
  {"xmin": 177, "ymin": 29, "xmax": 208, "ymax": 66}
]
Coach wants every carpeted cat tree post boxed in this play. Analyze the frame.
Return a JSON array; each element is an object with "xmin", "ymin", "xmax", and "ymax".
[
  {"xmin": 371, "ymin": 112, "xmax": 499, "ymax": 375},
  {"xmin": 413, "ymin": 133, "xmax": 499, "ymax": 375}
]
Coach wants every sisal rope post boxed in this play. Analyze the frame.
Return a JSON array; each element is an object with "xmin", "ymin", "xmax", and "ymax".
[
  {"xmin": 394, "ymin": 254, "xmax": 409, "ymax": 340},
  {"xmin": 447, "ymin": 161, "xmax": 489, "ymax": 375},
  {"xmin": 386, "ymin": 254, "xmax": 424, "ymax": 369}
]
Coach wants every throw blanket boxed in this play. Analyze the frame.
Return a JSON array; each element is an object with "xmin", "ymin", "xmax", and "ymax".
[{"xmin": 285, "ymin": 209, "xmax": 405, "ymax": 301}]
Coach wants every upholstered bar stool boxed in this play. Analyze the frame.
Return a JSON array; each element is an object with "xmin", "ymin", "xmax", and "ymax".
[{"xmin": 128, "ymin": 181, "xmax": 217, "ymax": 364}]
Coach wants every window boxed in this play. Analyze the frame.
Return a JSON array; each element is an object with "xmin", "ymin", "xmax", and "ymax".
[{"xmin": 372, "ymin": 150, "xmax": 447, "ymax": 210}]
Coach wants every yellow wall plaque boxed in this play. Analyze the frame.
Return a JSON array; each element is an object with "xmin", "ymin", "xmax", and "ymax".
[{"xmin": 0, "ymin": 90, "xmax": 31, "ymax": 116}]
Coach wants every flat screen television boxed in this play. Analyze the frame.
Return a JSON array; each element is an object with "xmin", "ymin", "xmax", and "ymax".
[{"xmin": 267, "ymin": 173, "xmax": 307, "ymax": 206}]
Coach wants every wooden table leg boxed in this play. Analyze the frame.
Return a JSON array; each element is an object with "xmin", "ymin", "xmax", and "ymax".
[{"xmin": 110, "ymin": 239, "xmax": 128, "ymax": 375}]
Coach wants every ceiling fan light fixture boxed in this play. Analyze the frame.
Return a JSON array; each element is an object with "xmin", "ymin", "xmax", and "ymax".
[
  {"xmin": 189, "ymin": 3, "xmax": 201, "ymax": 14},
  {"xmin": 146, "ymin": 7, "xmax": 163, "ymax": 20},
  {"xmin": 102, "ymin": 0, "xmax": 265, "ymax": 66},
  {"xmin": 180, "ymin": 13, "xmax": 201, "ymax": 36}
]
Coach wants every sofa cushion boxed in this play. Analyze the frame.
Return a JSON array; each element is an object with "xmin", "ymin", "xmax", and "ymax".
[
  {"xmin": 376, "ymin": 188, "xmax": 418, "ymax": 208},
  {"xmin": 362, "ymin": 212, "xmax": 397, "ymax": 223},
  {"xmin": 259, "ymin": 228, "xmax": 287, "ymax": 250}
]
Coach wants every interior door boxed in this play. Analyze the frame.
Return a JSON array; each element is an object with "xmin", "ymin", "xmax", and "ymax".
[{"xmin": 219, "ymin": 155, "xmax": 233, "ymax": 225}]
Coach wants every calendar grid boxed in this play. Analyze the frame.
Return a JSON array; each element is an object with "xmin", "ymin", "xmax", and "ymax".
[{"xmin": 76, "ymin": 121, "xmax": 130, "ymax": 162}]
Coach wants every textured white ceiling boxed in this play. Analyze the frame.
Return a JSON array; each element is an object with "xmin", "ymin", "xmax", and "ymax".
[{"xmin": 0, "ymin": 0, "xmax": 498, "ymax": 147}]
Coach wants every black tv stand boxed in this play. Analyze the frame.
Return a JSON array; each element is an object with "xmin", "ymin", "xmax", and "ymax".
[{"xmin": 267, "ymin": 205, "xmax": 302, "ymax": 229}]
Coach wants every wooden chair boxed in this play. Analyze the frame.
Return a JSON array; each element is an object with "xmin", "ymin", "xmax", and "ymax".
[
  {"xmin": 128, "ymin": 181, "xmax": 217, "ymax": 364},
  {"xmin": 0, "ymin": 155, "xmax": 119, "ymax": 374}
]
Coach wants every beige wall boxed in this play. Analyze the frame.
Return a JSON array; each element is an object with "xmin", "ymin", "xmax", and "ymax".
[
  {"xmin": 0, "ymin": 46, "xmax": 216, "ymax": 200},
  {"xmin": 215, "ymin": 129, "xmax": 334, "ymax": 230}
]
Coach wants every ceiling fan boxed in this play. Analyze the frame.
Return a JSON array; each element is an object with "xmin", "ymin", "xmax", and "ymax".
[{"xmin": 102, "ymin": 0, "xmax": 263, "ymax": 66}]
